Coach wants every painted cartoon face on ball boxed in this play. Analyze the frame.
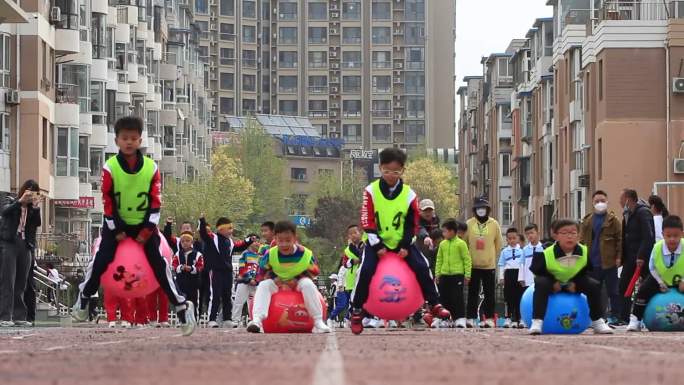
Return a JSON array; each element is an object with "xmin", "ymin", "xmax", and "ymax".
[{"xmin": 378, "ymin": 275, "xmax": 407, "ymax": 303}]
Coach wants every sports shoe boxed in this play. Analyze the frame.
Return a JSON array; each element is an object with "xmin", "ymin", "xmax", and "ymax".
[
  {"xmin": 222, "ymin": 320, "xmax": 233, "ymax": 329},
  {"xmin": 502, "ymin": 318, "xmax": 512, "ymax": 328},
  {"xmin": 483, "ymin": 319, "xmax": 495, "ymax": 328},
  {"xmin": 149, "ymin": 321, "xmax": 160, "ymax": 328},
  {"xmin": 350, "ymin": 309, "xmax": 364, "ymax": 335},
  {"xmin": 178, "ymin": 302, "xmax": 197, "ymax": 336},
  {"xmin": 208, "ymin": 321, "xmax": 219, "ymax": 328},
  {"xmin": 626, "ymin": 315, "xmax": 642, "ymax": 332},
  {"xmin": 159, "ymin": 322, "xmax": 170, "ymax": 328},
  {"xmin": 591, "ymin": 318, "xmax": 614, "ymax": 334},
  {"xmin": 455, "ymin": 318, "xmax": 467, "ymax": 328},
  {"xmin": 326, "ymin": 319, "xmax": 335, "ymax": 329},
  {"xmin": 529, "ymin": 319, "xmax": 543, "ymax": 335},
  {"xmin": 430, "ymin": 304, "xmax": 451, "ymax": 320},
  {"xmin": 120, "ymin": 321, "xmax": 132, "ymax": 329},
  {"xmin": 0, "ymin": 320, "xmax": 15, "ymax": 327},
  {"xmin": 466, "ymin": 319, "xmax": 476, "ymax": 328},
  {"xmin": 247, "ymin": 318, "xmax": 263, "ymax": 333},
  {"xmin": 431, "ymin": 318, "xmax": 441, "ymax": 328},
  {"xmin": 312, "ymin": 319, "xmax": 332, "ymax": 333},
  {"xmin": 370, "ymin": 318, "xmax": 383, "ymax": 328},
  {"xmin": 108, "ymin": 321, "xmax": 117, "ymax": 328},
  {"xmin": 518, "ymin": 321, "xmax": 526, "ymax": 329},
  {"xmin": 510, "ymin": 321, "xmax": 519, "ymax": 329},
  {"xmin": 13, "ymin": 320, "xmax": 33, "ymax": 327},
  {"xmin": 388, "ymin": 320, "xmax": 399, "ymax": 328},
  {"xmin": 71, "ymin": 297, "xmax": 90, "ymax": 322}
]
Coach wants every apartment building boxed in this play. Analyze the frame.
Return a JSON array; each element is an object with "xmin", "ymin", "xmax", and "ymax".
[
  {"xmin": 0, "ymin": 0, "xmax": 211, "ymax": 251},
  {"xmin": 195, "ymin": 0, "xmax": 456, "ymax": 152}
]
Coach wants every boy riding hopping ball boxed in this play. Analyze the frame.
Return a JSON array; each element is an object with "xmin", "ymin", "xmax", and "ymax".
[{"xmin": 350, "ymin": 148, "xmax": 450, "ymax": 335}]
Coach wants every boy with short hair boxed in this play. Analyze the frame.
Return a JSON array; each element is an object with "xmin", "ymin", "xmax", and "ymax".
[
  {"xmin": 498, "ymin": 228, "xmax": 524, "ymax": 328},
  {"xmin": 231, "ymin": 239, "xmax": 261, "ymax": 326},
  {"xmin": 259, "ymin": 221, "xmax": 276, "ymax": 255},
  {"xmin": 199, "ymin": 214, "xmax": 256, "ymax": 328},
  {"xmin": 172, "ymin": 231, "xmax": 204, "ymax": 319},
  {"xmin": 456, "ymin": 221, "xmax": 468, "ymax": 240},
  {"xmin": 519, "ymin": 224, "xmax": 543, "ymax": 290},
  {"xmin": 627, "ymin": 215, "xmax": 684, "ymax": 331},
  {"xmin": 350, "ymin": 148, "xmax": 450, "ymax": 335},
  {"xmin": 529, "ymin": 219, "xmax": 613, "ymax": 335},
  {"xmin": 247, "ymin": 221, "xmax": 331, "ymax": 333},
  {"xmin": 72, "ymin": 116, "xmax": 196, "ymax": 336},
  {"xmin": 435, "ymin": 219, "xmax": 472, "ymax": 328}
]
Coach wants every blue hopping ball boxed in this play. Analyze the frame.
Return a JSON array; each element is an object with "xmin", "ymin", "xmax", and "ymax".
[
  {"xmin": 643, "ymin": 289, "xmax": 684, "ymax": 332},
  {"xmin": 520, "ymin": 285, "xmax": 591, "ymax": 334}
]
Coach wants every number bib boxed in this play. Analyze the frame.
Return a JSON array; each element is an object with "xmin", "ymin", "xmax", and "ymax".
[
  {"xmin": 106, "ymin": 155, "xmax": 156, "ymax": 226},
  {"xmin": 370, "ymin": 180, "xmax": 414, "ymax": 250}
]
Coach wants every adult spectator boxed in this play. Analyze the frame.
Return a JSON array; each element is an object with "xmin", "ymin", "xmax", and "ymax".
[
  {"xmin": 417, "ymin": 199, "xmax": 440, "ymax": 250},
  {"xmin": 464, "ymin": 196, "xmax": 502, "ymax": 328},
  {"xmin": 580, "ymin": 190, "xmax": 623, "ymax": 325},
  {"xmin": 46, "ymin": 262, "xmax": 62, "ymax": 305},
  {"xmin": 648, "ymin": 195, "xmax": 669, "ymax": 242},
  {"xmin": 0, "ymin": 180, "xmax": 42, "ymax": 327},
  {"xmin": 618, "ymin": 189, "xmax": 655, "ymax": 324}
]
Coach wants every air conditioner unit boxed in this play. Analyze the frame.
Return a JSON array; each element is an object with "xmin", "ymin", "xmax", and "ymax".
[
  {"xmin": 331, "ymin": 12, "xmax": 339, "ymax": 18},
  {"xmin": 332, "ymin": 62, "xmax": 339, "ymax": 69},
  {"xmin": 332, "ymin": 102, "xmax": 339, "ymax": 108},
  {"xmin": 673, "ymin": 78, "xmax": 684, "ymax": 93},
  {"xmin": 50, "ymin": 7, "xmax": 61, "ymax": 23},
  {"xmin": 330, "ymin": 51, "xmax": 337, "ymax": 58},
  {"xmin": 211, "ymin": 105, "xmax": 216, "ymax": 112},
  {"xmin": 331, "ymin": 4, "xmax": 338, "ymax": 11},
  {"xmin": 331, "ymin": 87, "xmax": 338, "ymax": 93},
  {"xmin": 578, "ymin": 174, "xmax": 590, "ymax": 188},
  {"xmin": 395, "ymin": 62, "xmax": 403, "ymax": 69},
  {"xmin": 210, "ymin": 121, "xmax": 216, "ymax": 128},
  {"xmin": 272, "ymin": 56, "xmax": 277, "ymax": 62},
  {"xmin": 5, "ymin": 90, "xmax": 20, "ymax": 105},
  {"xmin": 394, "ymin": 101, "xmax": 402, "ymax": 108},
  {"xmin": 674, "ymin": 158, "xmax": 684, "ymax": 174},
  {"xmin": 394, "ymin": 77, "xmax": 401, "ymax": 83},
  {"xmin": 330, "ymin": 28, "xmax": 338, "ymax": 34},
  {"xmin": 273, "ymin": 8, "xmax": 278, "ymax": 14}
]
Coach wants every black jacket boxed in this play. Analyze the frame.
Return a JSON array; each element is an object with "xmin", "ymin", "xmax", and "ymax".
[
  {"xmin": 622, "ymin": 202, "xmax": 655, "ymax": 263},
  {"xmin": 199, "ymin": 217, "xmax": 253, "ymax": 271},
  {"xmin": 0, "ymin": 196, "xmax": 41, "ymax": 248},
  {"xmin": 530, "ymin": 243, "xmax": 593, "ymax": 281}
]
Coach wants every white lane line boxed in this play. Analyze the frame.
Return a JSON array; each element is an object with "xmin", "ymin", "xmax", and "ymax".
[
  {"xmin": 0, "ymin": 350, "xmax": 19, "ymax": 355},
  {"xmin": 12, "ymin": 334, "xmax": 37, "ymax": 340},
  {"xmin": 311, "ymin": 333, "xmax": 345, "ymax": 385},
  {"xmin": 93, "ymin": 340, "xmax": 126, "ymax": 346},
  {"xmin": 498, "ymin": 334, "xmax": 667, "ymax": 356}
]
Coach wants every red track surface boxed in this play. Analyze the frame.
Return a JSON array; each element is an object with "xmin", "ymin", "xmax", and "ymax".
[{"xmin": 1, "ymin": 326, "xmax": 683, "ymax": 385}]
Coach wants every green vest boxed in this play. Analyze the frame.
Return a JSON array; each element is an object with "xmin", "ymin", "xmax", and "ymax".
[
  {"xmin": 543, "ymin": 244, "xmax": 588, "ymax": 284},
  {"xmin": 269, "ymin": 246, "xmax": 313, "ymax": 281},
  {"xmin": 653, "ymin": 240, "xmax": 684, "ymax": 287},
  {"xmin": 371, "ymin": 180, "xmax": 412, "ymax": 250},
  {"xmin": 106, "ymin": 155, "xmax": 156, "ymax": 226},
  {"xmin": 344, "ymin": 246, "xmax": 360, "ymax": 289}
]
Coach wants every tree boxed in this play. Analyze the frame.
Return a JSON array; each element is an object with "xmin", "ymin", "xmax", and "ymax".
[{"xmin": 403, "ymin": 157, "xmax": 460, "ymax": 219}]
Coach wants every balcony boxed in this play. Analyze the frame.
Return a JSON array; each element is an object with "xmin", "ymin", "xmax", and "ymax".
[
  {"xmin": 521, "ymin": 118, "xmax": 533, "ymax": 143},
  {"xmin": 308, "ymin": 86, "xmax": 328, "ymax": 94},
  {"xmin": 309, "ymin": 110, "xmax": 328, "ymax": 118},
  {"xmin": 372, "ymin": 109, "xmax": 392, "ymax": 118},
  {"xmin": 373, "ymin": 61, "xmax": 392, "ymax": 69},
  {"xmin": 597, "ymin": 1, "xmax": 674, "ymax": 23}
]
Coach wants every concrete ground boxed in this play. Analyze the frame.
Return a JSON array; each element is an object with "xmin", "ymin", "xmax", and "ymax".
[{"xmin": 1, "ymin": 326, "xmax": 683, "ymax": 385}]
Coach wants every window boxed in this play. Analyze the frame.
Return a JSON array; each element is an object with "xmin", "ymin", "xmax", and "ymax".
[
  {"xmin": 279, "ymin": 1, "xmax": 297, "ymax": 20},
  {"xmin": 279, "ymin": 27, "xmax": 297, "ymax": 44},
  {"xmin": 405, "ymin": 121, "xmax": 424, "ymax": 143},
  {"xmin": 291, "ymin": 168, "xmax": 307, "ymax": 181},
  {"xmin": 406, "ymin": 47, "xmax": 424, "ymax": 69},
  {"xmin": 309, "ymin": 51, "xmax": 327, "ymax": 68},
  {"xmin": 405, "ymin": 23, "xmax": 425, "ymax": 45},
  {"xmin": 501, "ymin": 201, "xmax": 513, "ymax": 226},
  {"xmin": 220, "ymin": 97, "xmax": 234, "ymax": 115},
  {"xmin": 56, "ymin": 127, "xmax": 79, "ymax": 177},
  {"xmin": 314, "ymin": 124, "xmax": 328, "ymax": 136},
  {"xmin": 372, "ymin": 76, "xmax": 391, "ymax": 93},
  {"xmin": 279, "ymin": 51, "xmax": 298, "ymax": 68},
  {"xmin": 60, "ymin": 64, "xmax": 90, "ymax": 112},
  {"xmin": 242, "ymin": 99, "xmax": 256, "ymax": 114},
  {"xmin": 598, "ymin": 59, "xmax": 603, "ymax": 100},
  {"xmin": 308, "ymin": 75, "xmax": 327, "ymax": 93},
  {"xmin": 220, "ymin": 0, "xmax": 234, "ymax": 16},
  {"xmin": 309, "ymin": 2, "xmax": 327, "ymax": 20},
  {"xmin": 242, "ymin": 74, "xmax": 256, "ymax": 92},
  {"xmin": 89, "ymin": 147, "xmax": 104, "ymax": 179},
  {"xmin": 372, "ymin": 51, "xmax": 391, "ymax": 68},
  {"xmin": 0, "ymin": 113, "xmax": 9, "ymax": 151},
  {"xmin": 220, "ymin": 23, "xmax": 235, "ymax": 41},
  {"xmin": 78, "ymin": 135, "xmax": 89, "ymax": 182},
  {"xmin": 220, "ymin": 48, "xmax": 235, "ymax": 65},
  {"xmin": 372, "ymin": 27, "xmax": 391, "ymax": 45},
  {"xmin": 501, "ymin": 153, "xmax": 511, "ymax": 177},
  {"xmin": 279, "ymin": 76, "xmax": 298, "ymax": 93},
  {"xmin": 279, "ymin": 100, "xmax": 298, "ymax": 115},
  {"xmin": 372, "ymin": 1, "xmax": 391, "ymax": 20},
  {"xmin": 220, "ymin": 73, "xmax": 234, "ymax": 90},
  {"xmin": 262, "ymin": 100, "xmax": 271, "ymax": 114},
  {"xmin": 242, "ymin": 49, "xmax": 256, "ymax": 67},
  {"xmin": 372, "ymin": 100, "xmax": 391, "ymax": 117},
  {"xmin": 343, "ymin": 76, "xmax": 361, "ymax": 93},
  {"xmin": 196, "ymin": 0, "xmax": 208, "ymax": 14},
  {"xmin": 262, "ymin": 74, "xmax": 270, "ymax": 92},
  {"xmin": 405, "ymin": 0, "xmax": 425, "ymax": 21},
  {"xmin": 242, "ymin": 0, "xmax": 256, "ymax": 17},
  {"xmin": 41, "ymin": 118, "xmax": 48, "ymax": 158},
  {"xmin": 78, "ymin": 0, "xmax": 89, "ymax": 41},
  {"xmin": 343, "ymin": 27, "xmax": 361, "ymax": 44},
  {"xmin": 373, "ymin": 124, "xmax": 391, "ymax": 142},
  {"xmin": 342, "ymin": 51, "xmax": 361, "ymax": 68},
  {"xmin": 406, "ymin": 97, "xmax": 424, "ymax": 118},
  {"xmin": 343, "ymin": 124, "xmax": 362, "ymax": 142},
  {"xmin": 342, "ymin": 1, "xmax": 361, "ymax": 20},
  {"xmin": 262, "ymin": 27, "xmax": 270, "ymax": 44},
  {"xmin": 243, "ymin": 25, "xmax": 256, "ymax": 43},
  {"xmin": 309, "ymin": 100, "xmax": 327, "ymax": 116},
  {"xmin": 91, "ymin": 13, "xmax": 107, "ymax": 59},
  {"xmin": 308, "ymin": 27, "xmax": 327, "ymax": 44},
  {"xmin": 55, "ymin": 0, "xmax": 78, "ymax": 29},
  {"xmin": 405, "ymin": 72, "xmax": 424, "ymax": 94},
  {"xmin": 0, "ymin": 34, "xmax": 10, "ymax": 87},
  {"xmin": 343, "ymin": 100, "xmax": 361, "ymax": 117},
  {"xmin": 197, "ymin": 21, "xmax": 209, "ymax": 40},
  {"xmin": 90, "ymin": 81, "xmax": 105, "ymax": 124}
]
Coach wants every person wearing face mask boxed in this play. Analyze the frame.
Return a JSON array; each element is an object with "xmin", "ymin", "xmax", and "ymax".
[
  {"xmin": 580, "ymin": 190, "xmax": 623, "ymax": 325},
  {"xmin": 463, "ymin": 197, "xmax": 502, "ymax": 328}
]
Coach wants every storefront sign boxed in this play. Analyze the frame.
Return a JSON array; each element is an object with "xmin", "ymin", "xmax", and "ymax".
[{"xmin": 54, "ymin": 197, "xmax": 95, "ymax": 209}]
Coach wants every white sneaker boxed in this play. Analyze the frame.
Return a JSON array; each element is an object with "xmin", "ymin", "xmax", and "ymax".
[
  {"xmin": 529, "ymin": 319, "xmax": 543, "ymax": 335},
  {"xmin": 389, "ymin": 320, "xmax": 399, "ymax": 328},
  {"xmin": 108, "ymin": 321, "xmax": 117, "ymax": 328},
  {"xmin": 326, "ymin": 319, "xmax": 335, "ymax": 329},
  {"xmin": 503, "ymin": 318, "xmax": 512, "ymax": 328},
  {"xmin": 247, "ymin": 318, "xmax": 263, "ymax": 333},
  {"xmin": 208, "ymin": 321, "xmax": 219, "ymax": 328},
  {"xmin": 510, "ymin": 321, "xmax": 519, "ymax": 328},
  {"xmin": 518, "ymin": 320, "xmax": 527, "ymax": 329},
  {"xmin": 466, "ymin": 319, "xmax": 476, "ymax": 328},
  {"xmin": 483, "ymin": 319, "xmax": 495, "ymax": 328},
  {"xmin": 455, "ymin": 318, "xmax": 467, "ymax": 328},
  {"xmin": 159, "ymin": 322, "xmax": 170, "ymax": 328},
  {"xmin": 149, "ymin": 321, "xmax": 160, "ymax": 328},
  {"xmin": 222, "ymin": 320, "xmax": 233, "ymax": 329},
  {"xmin": 120, "ymin": 321, "xmax": 131, "ymax": 329},
  {"xmin": 431, "ymin": 319, "xmax": 441, "ymax": 328},
  {"xmin": 372, "ymin": 319, "xmax": 384, "ymax": 328},
  {"xmin": 626, "ymin": 315, "xmax": 642, "ymax": 332},
  {"xmin": 313, "ymin": 319, "xmax": 332, "ymax": 333},
  {"xmin": 362, "ymin": 317, "xmax": 373, "ymax": 328},
  {"xmin": 179, "ymin": 302, "xmax": 197, "ymax": 337},
  {"xmin": 591, "ymin": 318, "xmax": 614, "ymax": 335}
]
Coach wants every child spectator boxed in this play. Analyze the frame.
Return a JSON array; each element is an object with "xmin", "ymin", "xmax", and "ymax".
[
  {"xmin": 529, "ymin": 219, "xmax": 613, "ymax": 335},
  {"xmin": 103, "ymin": 291, "xmax": 132, "ymax": 328},
  {"xmin": 498, "ymin": 228, "xmax": 523, "ymax": 328},
  {"xmin": 350, "ymin": 148, "xmax": 450, "ymax": 335},
  {"xmin": 435, "ymin": 219, "xmax": 472, "ymax": 328},
  {"xmin": 72, "ymin": 116, "xmax": 195, "ymax": 336},
  {"xmin": 259, "ymin": 221, "xmax": 276, "ymax": 255},
  {"xmin": 163, "ymin": 218, "xmax": 202, "ymax": 254},
  {"xmin": 172, "ymin": 231, "xmax": 204, "ymax": 320},
  {"xmin": 230, "ymin": 240, "xmax": 261, "ymax": 327},
  {"xmin": 519, "ymin": 224, "xmax": 543, "ymax": 292},
  {"xmin": 627, "ymin": 215, "xmax": 684, "ymax": 331},
  {"xmin": 247, "ymin": 221, "xmax": 331, "ymax": 333},
  {"xmin": 199, "ymin": 214, "xmax": 256, "ymax": 328}
]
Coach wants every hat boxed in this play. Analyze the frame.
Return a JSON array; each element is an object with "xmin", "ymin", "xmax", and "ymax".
[
  {"xmin": 473, "ymin": 197, "xmax": 490, "ymax": 209},
  {"xmin": 328, "ymin": 274, "xmax": 338, "ymax": 281},
  {"xmin": 419, "ymin": 199, "xmax": 435, "ymax": 211}
]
